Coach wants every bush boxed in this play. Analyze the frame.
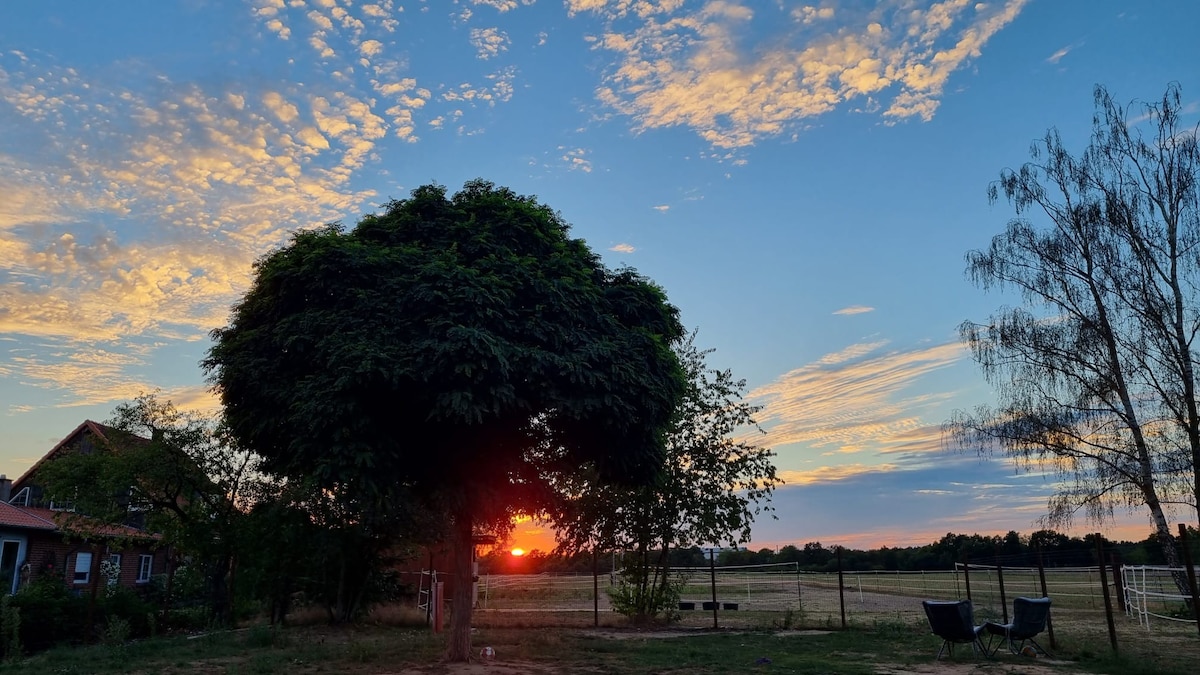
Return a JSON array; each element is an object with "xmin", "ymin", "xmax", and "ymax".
[
  {"xmin": 6, "ymin": 578, "xmax": 159, "ymax": 656},
  {"xmin": 10, "ymin": 577, "xmax": 88, "ymax": 653},
  {"xmin": 97, "ymin": 587, "xmax": 155, "ymax": 638}
]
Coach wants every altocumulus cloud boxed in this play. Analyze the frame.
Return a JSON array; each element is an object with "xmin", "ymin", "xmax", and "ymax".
[
  {"xmin": 572, "ymin": 0, "xmax": 1029, "ymax": 148},
  {"xmin": 0, "ymin": 0, "xmax": 562, "ymax": 408}
]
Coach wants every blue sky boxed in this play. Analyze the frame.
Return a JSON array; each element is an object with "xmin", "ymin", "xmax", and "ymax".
[{"xmin": 1, "ymin": 0, "xmax": 1197, "ymax": 551}]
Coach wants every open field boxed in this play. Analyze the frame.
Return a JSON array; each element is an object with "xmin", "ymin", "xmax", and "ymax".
[
  {"xmin": 1, "ymin": 609, "xmax": 1198, "ymax": 675},
  {"xmin": 482, "ymin": 567, "xmax": 1199, "ymax": 632}
]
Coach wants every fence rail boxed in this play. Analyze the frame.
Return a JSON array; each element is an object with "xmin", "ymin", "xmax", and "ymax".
[
  {"xmin": 1122, "ymin": 565, "xmax": 1199, "ymax": 629},
  {"xmin": 474, "ymin": 561, "xmax": 1200, "ymax": 637}
]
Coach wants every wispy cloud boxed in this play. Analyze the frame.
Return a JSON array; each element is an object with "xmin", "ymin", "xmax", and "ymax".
[
  {"xmin": 609, "ymin": 243, "xmax": 635, "ymax": 253},
  {"xmin": 833, "ymin": 305, "xmax": 874, "ymax": 316},
  {"xmin": 776, "ymin": 463, "xmax": 900, "ymax": 486},
  {"xmin": 576, "ymin": 0, "xmax": 1029, "ymax": 148},
  {"xmin": 1046, "ymin": 45, "xmax": 1071, "ymax": 64},
  {"xmin": 750, "ymin": 341, "xmax": 966, "ymax": 453},
  {"xmin": 652, "ymin": 204, "xmax": 669, "ymax": 212}
]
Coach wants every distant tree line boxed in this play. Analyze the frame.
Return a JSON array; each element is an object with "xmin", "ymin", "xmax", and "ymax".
[{"xmin": 479, "ymin": 528, "xmax": 1200, "ymax": 576}]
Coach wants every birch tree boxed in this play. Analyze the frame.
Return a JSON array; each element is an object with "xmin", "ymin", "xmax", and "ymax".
[{"xmin": 950, "ymin": 85, "xmax": 1200, "ymax": 573}]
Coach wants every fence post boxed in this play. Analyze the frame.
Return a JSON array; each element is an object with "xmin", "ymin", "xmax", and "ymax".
[
  {"xmin": 995, "ymin": 550, "xmax": 1009, "ymax": 624},
  {"xmin": 1095, "ymin": 534, "xmax": 1118, "ymax": 654},
  {"xmin": 1110, "ymin": 552, "xmax": 1125, "ymax": 613},
  {"xmin": 963, "ymin": 556, "xmax": 972, "ymax": 605},
  {"xmin": 592, "ymin": 548, "xmax": 599, "ymax": 627},
  {"xmin": 433, "ymin": 581, "xmax": 444, "ymax": 633},
  {"xmin": 837, "ymin": 547, "xmax": 847, "ymax": 629},
  {"xmin": 1176, "ymin": 524, "xmax": 1200, "ymax": 638},
  {"xmin": 1036, "ymin": 545, "xmax": 1055, "ymax": 649},
  {"xmin": 709, "ymin": 548, "xmax": 719, "ymax": 630},
  {"xmin": 796, "ymin": 562, "xmax": 803, "ymax": 609}
]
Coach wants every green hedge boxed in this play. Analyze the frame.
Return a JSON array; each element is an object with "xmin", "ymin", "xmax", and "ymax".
[{"xmin": 1, "ymin": 576, "xmax": 158, "ymax": 658}]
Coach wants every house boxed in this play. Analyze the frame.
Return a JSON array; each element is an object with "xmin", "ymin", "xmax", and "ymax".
[{"xmin": 0, "ymin": 421, "xmax": 168, "ymax": 595}]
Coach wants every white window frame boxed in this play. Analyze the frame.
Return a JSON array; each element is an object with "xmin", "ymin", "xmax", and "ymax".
[
  {"xmin": 137, "ymin": 554, "xmax": 153, "ymax": 583},
  {"xmin": 73, "ymin": 552, "xmax": 92, "ymax": 584}
]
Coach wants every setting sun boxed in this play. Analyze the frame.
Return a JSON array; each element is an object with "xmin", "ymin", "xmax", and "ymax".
[{"xmin": 510, "ymin": 548, "xmax": 525, "ymax": 557}]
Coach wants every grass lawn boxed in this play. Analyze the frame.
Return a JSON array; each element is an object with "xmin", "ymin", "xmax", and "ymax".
[{"xmin": 1, "ymin": 614, "xmax": 1196, "ymax": 674}]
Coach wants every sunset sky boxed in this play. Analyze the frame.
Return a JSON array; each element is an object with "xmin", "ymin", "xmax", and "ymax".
[{"xmin": 2, "ymin": 0, "xmax": 1198, "ymax": 552}]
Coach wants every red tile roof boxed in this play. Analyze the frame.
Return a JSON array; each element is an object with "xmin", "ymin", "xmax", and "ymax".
[
  {"xmin": 20, "ymin": 507, "xmax": 160, "ymax": 541},
  {"xmin": 0, "ymin": 501, "xmax": 57, "ymax": 530}
]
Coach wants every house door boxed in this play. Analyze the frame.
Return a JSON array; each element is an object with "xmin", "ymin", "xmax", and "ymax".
[{"xmin": 0, "ymin": 540, "xmax": 20, "ymax": 595}]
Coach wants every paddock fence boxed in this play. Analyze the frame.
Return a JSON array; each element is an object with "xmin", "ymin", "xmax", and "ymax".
[{"xmin": 468, "ymin": 557, "xmax": 1200, "ymax": 646}]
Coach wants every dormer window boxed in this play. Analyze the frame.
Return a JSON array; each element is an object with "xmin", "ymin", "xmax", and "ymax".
[{"xmin": 8, "ymin": 487, "xmax": 30, "ymax": 507}]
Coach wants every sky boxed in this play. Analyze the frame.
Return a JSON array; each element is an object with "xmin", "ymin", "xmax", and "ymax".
[{"xmin": 2, "ymin": 0, "xmax": 1199, "ymax": 553}]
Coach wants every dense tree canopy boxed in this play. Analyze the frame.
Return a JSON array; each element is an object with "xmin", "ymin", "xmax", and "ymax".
[
  {"xmin": 204, "ymin": 179, "xmax": 688, "ymax": 658},
  {"xmin": 205, "ymin": 180, "xmax": 685, "ymax": 500}
]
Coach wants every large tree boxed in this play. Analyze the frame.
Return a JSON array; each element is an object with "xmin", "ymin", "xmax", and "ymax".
[
  {"xmin": 949, "ymin": 85, "xmax": 1200, "ymax": 573},
  {"xmin": 552, "ymin": 335, "xmax": 780, "ymax": 621},
  {"xmin": 204, "ymin": 180, "xmax": 687, "ymax": 659}
]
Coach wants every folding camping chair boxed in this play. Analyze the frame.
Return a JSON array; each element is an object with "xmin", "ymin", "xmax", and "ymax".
[
  {"xmin": 922, "ymin": 599, "xmax": 986, "ymax": 660},
  {"xmin": 984, "ymin": 596, "xmax": 1052, "ymax": 657}
]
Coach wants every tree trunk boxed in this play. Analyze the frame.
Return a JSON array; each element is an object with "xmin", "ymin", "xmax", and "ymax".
[
  {"xmin": 446, "ymin": 505, "xmax": 474, "ymax": 662},
  {"xmin": 207, "ymin": 554, "xmax": 232, "ymax": 626}
]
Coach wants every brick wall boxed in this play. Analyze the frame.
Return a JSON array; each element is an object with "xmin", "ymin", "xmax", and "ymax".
[{"xmin": 23, "ymin": 531, "xmax": 167, "ymax": 592}]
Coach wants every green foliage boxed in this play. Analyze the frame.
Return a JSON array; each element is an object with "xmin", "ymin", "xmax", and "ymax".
[
  {"xmin": 553, "ymin": 335, "xmax": 780, "ymax": 620},
  {"xmin": 102, "ymin": 616, "xmax": 130, "ymax": 648},
  {"xmin": 605, "ymin": 562, "xmax": 686, "ymax": 622},
  {"xmin": 556, "ymin": 335, "xmax": 779, "ymax": 554},
  {"xmin": 234, "ymin": 480, "xmax": 429, "ymax": 624},
  {"xmin": 0, "ymin": 596, "xmax": 21, "ymax": 663},
  {"xmin": 205, "ymin": 179, "xmax": 687, "ymax": 504}
]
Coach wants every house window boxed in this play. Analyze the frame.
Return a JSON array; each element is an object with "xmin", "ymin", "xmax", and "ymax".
[
  {"xmin": 105, "ymin": 554, "xmax": 122, "ymax": 586},
  {"xmin": 74, "ymin": 552, "xmax": 92, "ymax": 584},
  {"xmin": 137, "ymin": 555, "xmax": 153, "ymax": 583}
]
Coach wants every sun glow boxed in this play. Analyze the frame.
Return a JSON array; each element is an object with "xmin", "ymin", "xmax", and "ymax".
[{"xmin": 510, "ymin": 548, "xmax": 525, "ymax": 557}]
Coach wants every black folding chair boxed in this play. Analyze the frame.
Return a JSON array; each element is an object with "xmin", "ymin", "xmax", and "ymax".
[
  {"xmin": 984, "ymin": 596, "xmax": 1052, "ymax": 656},
  {"xmin": 922, "ymin": 599, "xmax": 986, "ymax": 659}
]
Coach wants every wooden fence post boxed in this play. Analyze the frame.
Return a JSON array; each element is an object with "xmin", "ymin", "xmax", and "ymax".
[
  {"xmin": 995, "ymin": 549, "xmax": 1008, "ymax": 623},
  {"xmin": 1176, "ymin": 524, "xmax": 1200, "ymax": 638},
  {"xmin": 837, "ymin": 547, "xmax": 846, "ymax": 629},
  {"xmin": 1095, "ymin": 534, "xmax": 1118, "ymax": 654},
  {"xmin": 1037, "ymin": 545, "xmax": 1055, "ymax": 649},
  {"xmin": 592, "ymin": 548, "xmax": 599, "ymax": 628},
  {"xmin": 1110, "ymin": 551, "xmax": 1125, "ymax": 613}
]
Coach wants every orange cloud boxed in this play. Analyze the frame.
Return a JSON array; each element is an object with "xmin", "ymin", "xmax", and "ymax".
[
  {"xmin": 581, "ymin": 0, "xmax": 1028, "ymax": 148},
  {"xmin": 750, "ymin": 341, "xmax": 965, "ymax": 453}
]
